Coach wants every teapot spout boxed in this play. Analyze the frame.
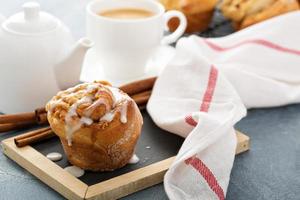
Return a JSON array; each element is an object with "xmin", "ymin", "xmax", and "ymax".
[{"xmin": 55, "ymin": 37, "xmax": 94, "ymax": 90}]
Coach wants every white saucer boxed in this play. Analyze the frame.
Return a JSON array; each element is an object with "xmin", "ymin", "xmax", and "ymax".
[{"xmin": 80, "ymin": 45, "xmax": 176, "ymax": 86}]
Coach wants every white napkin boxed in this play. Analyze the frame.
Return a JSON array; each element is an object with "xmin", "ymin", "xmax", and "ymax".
[{"xmin": 147, "ymin": 11, "xmax": 300, "ymax": 200}]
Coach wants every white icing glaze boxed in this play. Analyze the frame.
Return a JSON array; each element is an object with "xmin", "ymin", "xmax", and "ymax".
[
  {"xmin": 48, "ymin": 99, "xmax": 62, "ymax": 112},
  {"xmin": 67, "ymin": 96, "xmax": 92, "ymax": 118},
  {"xmin": 108, "ymin": 87, "xmax": 125, "ymax": 106},
  {"xmin": 65, "ymin": 87, "xmax": 75, "ymax": 93},
  {"xmin": 84, "ymin": 98, "xmax": 110, "ymax": 117},
  {"xmin": 65, "ymin": 96, "xmax": 93, "ymax": 145},
  {"xmin": 49, "ymin": 83, "xmax": 131, "ymax": 146},
  {"xmin": 99, "ymin": 86, "xmax": 130, "ymax": 124},
  {"xmin": 64, "ymin": 166, "xmax": 85, "ymax": 177},
  {"xmin": 49, "ymin": 92, "xmax": 77, "ymax": 112},
  {"xmin": 65, "ymin": 122, "xmax": 82, "ymax": 146},
  {"xmin": 120, "ymin": 102, "xmax": 128, "ymax": 124},
  {"xmin": 46, "ymin": 152, "xmax": 62, "ymax": 161},
  {"xmin": 86, "ymin": 84, "xmax": 98, "ymax": 93},
  {"xmin": 80, "ymin": 117, "xmax": 93, "ymax": 125},
  {"xmin": 61, "ymin": 83, "xmax": 86, "ymax": 95},
  {"xmin": 128, "ymin": 154, "xmax": 139, "ymax": 164},
  {"xmin": 100, "ymin": 111, "xmax": 116, "ymax": 122},
  {"xmin": 99, "ymin": 101, "xmax": 129, "ymax": 124}
]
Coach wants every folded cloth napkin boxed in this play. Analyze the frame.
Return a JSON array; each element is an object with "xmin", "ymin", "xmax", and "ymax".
[{"xmin": 147, "ymin": 11, "xmax": 300, "ymax": 200}]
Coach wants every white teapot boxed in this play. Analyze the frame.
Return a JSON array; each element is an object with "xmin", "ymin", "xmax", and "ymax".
[{"xmin": 0, "ymin": 2, "xmax": 93, "ymax": 113}]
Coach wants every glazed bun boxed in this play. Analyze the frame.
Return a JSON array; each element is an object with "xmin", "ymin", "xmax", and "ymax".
[
  {"xmin": 221, "ymin": 0, "xmax": 300, "ymax": 30},
  {"xmin": 46, "ymin": 81, "xmax": 143, "ymax": 171},
  {"xmin": 161, "ymin": 0, "xmax": 218, "ymax": 33}
]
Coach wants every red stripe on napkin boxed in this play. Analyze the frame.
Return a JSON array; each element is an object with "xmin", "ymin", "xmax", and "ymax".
[
  {"xmin": 202, "ymin": 38, "xmax": 300, "ymax": 56},
  {"xmin": 185, "ymin": 115, "xmax": 198, "ymax": 126},
  {"xmin": 185, "ymin": 66, "xmax": 218, "ymax": 126},
  {"xmin": 185, "ymin": 156, "xmax": 225, "ymax": 200},
  {"xmin": 200, "ymin": 66, "xmax": 218, "ymax": 112},
  {"xmin": 184, "ymin": 66, "xmax": 222, "ymax": 198}
]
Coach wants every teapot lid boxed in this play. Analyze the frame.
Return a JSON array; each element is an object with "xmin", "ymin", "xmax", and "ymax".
[{"xmin": 2, "ymin": 2, "xmax": 59, "ymax": 35}]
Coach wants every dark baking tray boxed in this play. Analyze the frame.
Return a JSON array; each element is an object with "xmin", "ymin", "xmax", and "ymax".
[{"xmin": 32, "ymin": 111, "xmax": 183, "ymax": 186}]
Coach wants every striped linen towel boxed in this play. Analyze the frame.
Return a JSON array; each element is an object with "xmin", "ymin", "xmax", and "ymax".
[{"xmin": 147, "ymin": 11, "xmax": 300, "ymax": 200}]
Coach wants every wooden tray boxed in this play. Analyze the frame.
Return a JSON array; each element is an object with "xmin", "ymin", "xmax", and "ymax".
[{"xmin": 1, "ymin": 111, "xmax": 250, "ymax": 200}]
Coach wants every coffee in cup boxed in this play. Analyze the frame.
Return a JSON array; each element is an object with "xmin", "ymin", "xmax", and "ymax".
[{"xmin": 99, "ymin": 8, "xmax": 155, "ymax": 19}]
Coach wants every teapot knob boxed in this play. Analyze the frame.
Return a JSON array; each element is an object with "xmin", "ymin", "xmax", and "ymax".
[{"xmin": 23, "ymin": 2, "xmax": 40, "ymax": 21}]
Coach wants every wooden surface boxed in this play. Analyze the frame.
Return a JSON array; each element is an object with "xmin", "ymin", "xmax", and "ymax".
[
  {"xmin": 1, "ymin": 131, "xmax": 249, "ymax": 200},
  {"xmin": 236, "ymin": 131, "xmax": 250, "ymax": 154},
  {"xmin": 1, "ymin": 138, "xmax": 88, "ymax": 200},
  {"xmin": 85, "ymin": 157, "xmax": 174, "ymax": 200}
]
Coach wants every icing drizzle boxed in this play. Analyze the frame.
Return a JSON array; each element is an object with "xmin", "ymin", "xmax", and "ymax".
[
  {"xmin": 48, "ymin": 83, "xmax": 130, "ymax": 146},
  {"xmin": 129, "ymin": 154, "xmax": 140, "ymax": 164}
]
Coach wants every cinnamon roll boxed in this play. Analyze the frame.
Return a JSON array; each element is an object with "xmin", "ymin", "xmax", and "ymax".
[
  {"xmin": 160, "ymin": 0, "xmax": 218, "ymax": 33},
  {"xmin": 221, "ymin": 0, "xmax": 300, "ymax": 30},
  {"xmin": 46, "ymin": 81, "xmax": 143, "ymax": 171}
]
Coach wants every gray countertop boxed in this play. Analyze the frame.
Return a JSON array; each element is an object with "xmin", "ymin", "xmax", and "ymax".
[{"xmin": 0, "ymin": 1, "xmax": 300, "ymax": 200}]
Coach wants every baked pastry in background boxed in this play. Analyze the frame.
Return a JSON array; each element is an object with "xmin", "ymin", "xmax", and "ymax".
[
  {"xmin": 46, "ymin": 81, "xmax": 143, "ymax": 171},
  {"xmin": 160, "ymin": 0, "xmax": 218, "ymax": 33},
  {"xmin": 221, "ymin": 0, "xmax": 300, "ymax": 30}
]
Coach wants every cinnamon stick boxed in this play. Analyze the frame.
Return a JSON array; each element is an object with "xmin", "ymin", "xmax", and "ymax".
[
  {"xmin": 36, "ymin": 113, "xmax": 48, "ymax": 125},
  {"xmin": 14, "ymin": 127, "xmax": 51, "ymax": 140},
  {"xmin": 0, "ymin": 121, "xmax": 35, "ymax": 133},
  {"xmin": 0, "ymin": 107, "xmax": 48, "ymax": 133},
  {"xmin": 132, "ymin": 95, "xmax": 151, "ymax": 105},
  {"xmin": 34, "ymin": 107, "xmax": 48, "ymax": 125},
  {"xmin": 35, "ymin": 107, "xmax": 46, "ymax": 116},
  {"xmin": 0, "ymin": 107, "xmax": 47, "ymax": 124},
  {"xmin": 119, "ymin": 77, "xmax": 157, "ymax": 95},
  {"xmin": 14, "ymin": 127, "xmax": 55, "ymax": 147},
  {"xmin": 0, "ymin": 112, "xmax": 36, "ymax": 124},
  {"xmin": 131, "ymin": 90, "xmax": 152, "ymax": 98}
]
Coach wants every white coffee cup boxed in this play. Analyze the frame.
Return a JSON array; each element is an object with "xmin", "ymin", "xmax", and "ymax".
[{"xmin": 86, "ymin": 0, "xmax": 187, "ymax": 81}]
